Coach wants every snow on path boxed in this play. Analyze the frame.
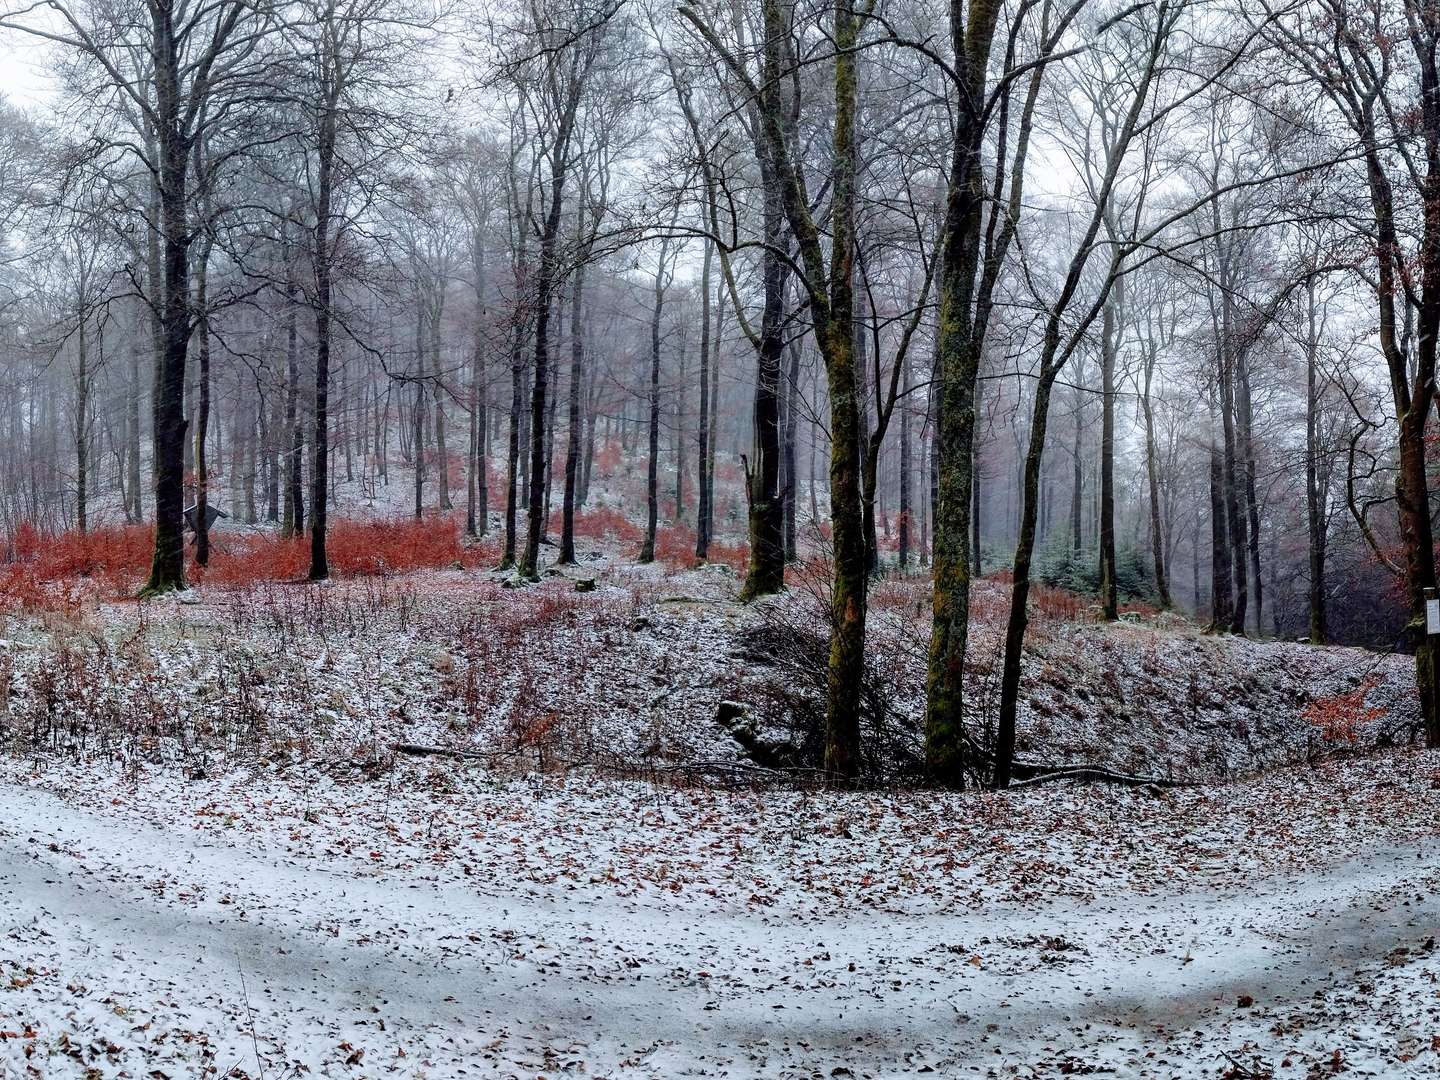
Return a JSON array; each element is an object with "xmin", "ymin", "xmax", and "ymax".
[{"xmin": 2, "ymin": 779, "xmax": 1439, "ymax": 1079}]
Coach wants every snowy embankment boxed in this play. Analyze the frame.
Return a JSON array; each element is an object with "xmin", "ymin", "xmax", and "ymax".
[
  {"xmin": 0, "ymin": 561, "xmax": 1419, "ymax": 783},
  {"xmin": 2, "ymin": 752, "xmax": 1439, "ymax": 1078}
]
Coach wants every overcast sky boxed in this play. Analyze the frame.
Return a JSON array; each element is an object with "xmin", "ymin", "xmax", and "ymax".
[{"xmin": 0, "ymin": 38, "xmax": 59, "ymax": 107}]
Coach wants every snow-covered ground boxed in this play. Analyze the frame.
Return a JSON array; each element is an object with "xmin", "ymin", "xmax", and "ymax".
[
  {"xmin": 2, "ymin": 751, "xmax": 1439, "ymax": 1078},
  {"xmin": 2, "ymin": 550, "xmax": 1437, "ymax": 1077}
]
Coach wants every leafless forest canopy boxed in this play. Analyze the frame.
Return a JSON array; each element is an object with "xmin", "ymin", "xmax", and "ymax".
[{"xmin": 2, "ymin": 0, "xmax": 1440, "ymax": 786}]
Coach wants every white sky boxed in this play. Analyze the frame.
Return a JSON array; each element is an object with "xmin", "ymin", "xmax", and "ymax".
[{"xmin": 0, "ymin": 38, "xmax": 59, "ymax": 108}]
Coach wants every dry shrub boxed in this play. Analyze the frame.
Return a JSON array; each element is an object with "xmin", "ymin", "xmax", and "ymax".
[
  {"xmin": 1302, "ymin": 676, "xmax": 1385, "ymax": 744},
  {"xmin": 704, "ymin": 538, "xmax": 749, "ymax": 575},
  {"xmin": 2, "ymin": 515, "xmax": 501, "ymax": 605},
  {"xmin": 549, "ymin": 506, "xmax": 644, "ymax": 545},
  {"xmin": 655, "ymin": 523, "xmax": 750, "ymax": 573}
]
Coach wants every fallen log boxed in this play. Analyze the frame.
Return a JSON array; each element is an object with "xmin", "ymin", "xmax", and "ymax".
[
  {"xmin": 1008, "ymin": 762, "xmax": 1197, "ymax": 789},
  {"xmin": 392, "ymin": 743, "xmax": 501, "ymax": 761}
]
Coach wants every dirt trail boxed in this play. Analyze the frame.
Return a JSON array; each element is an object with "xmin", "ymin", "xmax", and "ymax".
[{"xmin": 2, "ymin": 782, "xmax": 1437, "ymax": 1078}]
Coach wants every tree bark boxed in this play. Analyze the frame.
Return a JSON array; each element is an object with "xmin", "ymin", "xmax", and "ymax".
[
  {"xmin": 308, "ymin": 90, "xmax": 337, "ymax": 581},
  {"xmin": 141, "ymin": 35, "xmax": 192, "ymax": 597},
  {"xmin": 924, "ymin": 0, "xmax": 1011, "ymax": 787},
  {"xmin": 638, "ymin": 248, "xmax": 666, "ymax": 564},
  {"xmin": 738, "ymin": 144, "xmax": 787, "ymax": 599},
  {"xmin": 1098, "ymin": 285, "xmax": 1120, "ymax": 620},
  {"xmin": 193, "ymin": 233, "xmax": 213, "ymax": 566},
  {"xmin": 1304, "ymin": 279, "xmax": 1326, "ymax": 643},
  {"xmin": 1140, "ymin": 343, "xmax": 1171, "ymax": 608},
  {"xmin": 559, "ymin": 257, "xmax": 587, "ymax": 564},
  {"xmin": 696, "ymin": 239, "xmax": 713, "ymax": 560}
]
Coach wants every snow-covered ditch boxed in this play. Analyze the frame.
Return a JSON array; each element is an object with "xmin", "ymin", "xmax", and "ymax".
[{"xmin": 0, "ymin": 563, "xmax": 1419, "ymax": 783}]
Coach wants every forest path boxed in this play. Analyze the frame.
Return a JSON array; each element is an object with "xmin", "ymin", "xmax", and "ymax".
[{"xmin": 2, "ymin": 779, "xmax": 1438, "ymax": 1078}]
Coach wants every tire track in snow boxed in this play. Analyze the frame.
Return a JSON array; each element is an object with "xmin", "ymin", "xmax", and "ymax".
[{"xmin": 2, "ymin": 782, "xmax": 1437, "ymax": 1076}]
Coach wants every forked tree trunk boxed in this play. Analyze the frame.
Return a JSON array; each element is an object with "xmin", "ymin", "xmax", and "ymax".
[{"xmin": 520, "ymin": 235, "xmax": 559, "ymax": 576}]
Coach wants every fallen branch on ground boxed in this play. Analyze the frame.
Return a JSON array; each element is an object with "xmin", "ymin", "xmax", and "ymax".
[{"xmin": 1008, "ymin": 762, "xmax": 1197, "ymax": 789}]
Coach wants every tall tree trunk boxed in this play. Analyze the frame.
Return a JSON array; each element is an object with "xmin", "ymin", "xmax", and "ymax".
[
  {"xmin": 922, "ymin": 0, "xmax": 1007, "ymax": 788},
  {"xmin": 193, "ymin": 234, "xmax": 213, "ymax": 566},
  {"xmin": 518, "ymin": 116, "xmax": 573, "ymax": 584},
  {"xmin": 898, "ymin": 355, "xmax": 911, "ymax": 567},
  {"xmin": 1207, "ymin": 386, "xmax": 1232, "ymax": 629},
  {"xmin": 706, "ymin": 270, "xmax": 723, "ymax": 543},
  {"xmin": 580, "ymin": 366, "xmax": 598, "ymax": 507},
  {"xmin": 818, "ymin": 0, "xmax": 865, "ymax": 781},
  {"xmin": 542, "ymin": 331, "xmax": 559, "ymax": 537},
  {"xmin": 739, "ymin": 169, "xmax": 786, "ymax": 599},
  {"xmin": 639, "ymin": 252, "xmax": 666, "ymax": 563},
  {"xmin": 1219, "ymin": 349, "xmax": 1248, "ymax": 632},
  {"xmin": 468, "ymin": 242, "xmax": 488, "ymax": 537},
  {"xmin": 1237, "ymin": 348, "xmax": 1262, "ymax": 631},
  {"xmin": 264, "ymin": 373, "xmax": 279, "ymax": 523},
  {"xmin": 1141, "ymin": 349, "xmax": 1171, "ymax": 608},
  {"xmin": 282, "ymin": 227, "xmax": 303, "ymax": 539},
  {"xmin": 560, "ymin": 258, "xmax": 587, "ymax": 564},
  {"xmin": 696, "ymin": 240, "xmax": 713, "ymax": 560},
  {"xmin": 1098, "ymin": 286, "xmax": 1120, "ymax": 619},
  {"xmin": 856, "ymin": 299, "xmax": 876, "ymax": 576},
  {"xmin": 674, "ymin": 344, "xmax": 686, "ymax": 522},
  {"xmin": 141, "ymin": 49, "xmax": 192, "ymax": 597},
  {"xmin": 433, "ymin": 299, "xmax": 452, "ymax": 513},
  {"xmin": 502, "ymin": 314, "xmax": 524, "ymax": 568},
  {"xmin": 74, "ymin": 309, "xmax": 89, "ymax": 535},
  {"xmin": 309, "ymin": 96, "xmax": 337, "ymax": 581},
  {"xmin": 127, "ymin": 306, "xmax": 143, "ymax": 524},
  {"xmin": 413, "ymin": 373, "xmax": 425, "ymax": 520},
  {"xmin": 783, "ymin": 338, "xmax": 801, "ymax": 560},
  {"xmin": 1304, "ymin": 280, "xmax": 1327, "ymax": 643},
  {"xmin": 993, "ymin": 362, "xmax": 1064, "ymax": 789}
]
